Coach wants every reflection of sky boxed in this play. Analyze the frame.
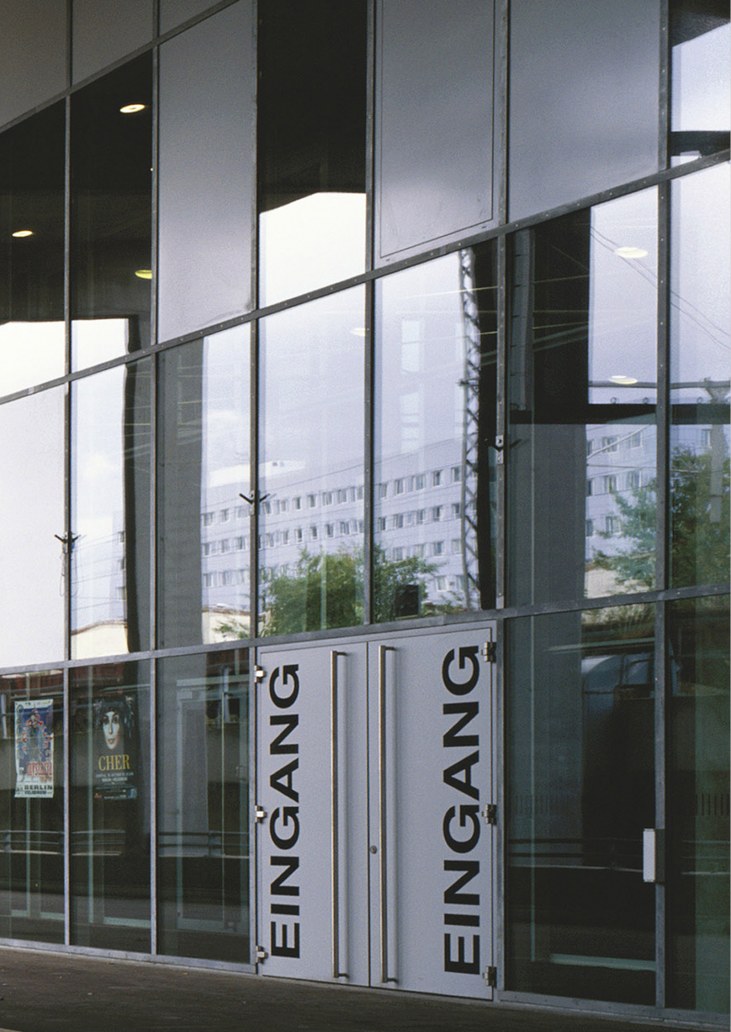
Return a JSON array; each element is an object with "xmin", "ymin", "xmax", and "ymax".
[
  {"xmin": 72, "ymin": 318, "xmax": 130, "ymax": 371},
  {"xmin": 671, "ymin": 164, "xmax": 730, "ymax": 400},
  {"xmin": 673, "ymin": 24, "xmax": 730, "ymax": 131},
  {"xmin": 0, "ymin": 322, "xmax": 64, "ymax": 396},
  {"xmin": 260, "ymin": 287, "xmax": 364, "ymax": 486},
  {"xmin": 73, "ymin": 365, "xmax": 124, "ymax": 543},
  {"xmin": 259, "ymin": 192, "xmax": 365, "ymax": 307},
  {"xmin": 201, "ymin": 325, "xmax": 250, "ymax": 498},
  {"xmin": 589, "ymin": 189, "xmax": 657, "ymax": 404}
]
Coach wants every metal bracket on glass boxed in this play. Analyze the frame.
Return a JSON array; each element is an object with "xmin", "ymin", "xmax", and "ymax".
[
  {"xmin": 239, "ymin": 491, "xmax": 270, "ymax": 506},
  {"xmin": 254, "ymin": 666, "xmax": 266, "ymax": 682},
  {"xmin": 54, "ymin": 531, "xmax": 80, "ymax": 553},
  {"xmin": 482, "ymin": 803, "xmax": 497, "ymax": 826},
  {"xmin": 254, "ymin": 805, "xmax": 267, "ymax": 823},
  {"xmin": 255, "ymin": 945, "xmax": 268, "ymax": 962},
  {"xmin": 492, "ymin": 435, "xmax": 504, "ymax": 465}
]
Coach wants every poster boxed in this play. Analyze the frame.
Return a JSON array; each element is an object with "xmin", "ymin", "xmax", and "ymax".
[
  {"xmin": 15, "ymin": 699, "xmax": 54, "ymax": 798},
  {"xmin": 93, "ymin": 695, "xmax": 138, "ymax": 800}
]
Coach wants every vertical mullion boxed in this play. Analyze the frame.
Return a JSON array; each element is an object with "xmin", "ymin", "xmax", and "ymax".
[
  {"xmin": 150, "ymin": 655, "xmax": 158, "ymax": 955},
  {"xmin": 250, "ymin": 319, "xmax": 260, "ymax": 636},
  {"xmin": 364, "ymin": 277, "xmax": 375, "ymax": 625},
  {"xmin": 364, "ymin": 0, "xmax": 376, "ymax": 273},
  {"xmin": 63, "ymin": 666, "xmax": 71, "ymax": 946},
  {"xmin": 655, "ymin": 601, "xmax": 667, "ymax": 1010},
  {"xmin": 495, "ymin": 234, "xmax": 507, "ymax": 610}
]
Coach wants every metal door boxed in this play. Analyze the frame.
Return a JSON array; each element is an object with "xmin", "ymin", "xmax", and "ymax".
[
  {"xmin": 255, "ymin": 624, "xmax": 496, "ymax": 998},
  {"xmin": 367, "ymin": 625, "xmax": 496, "ymax": 999}
]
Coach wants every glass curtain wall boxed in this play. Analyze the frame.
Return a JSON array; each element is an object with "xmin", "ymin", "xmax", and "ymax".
[
  {"xmin": 506, "ymin": 605, "xmax": 656, "ymax": 1004},
  {"xmin": 0, "ymin": 670, "xmax": 64, "ymax": 944},
  {"xmin": 374, "ymin": 247, "xmax": 497, "ymax": 619},
  {"xmin": 157, "ymin": 650, "xmax": 249, "ymax": 963},
  {"xmin": 70, "ymin": 661, "xmax": 151, "ymax": 952},
  {"xmin": 508, "ymin": 189, "xmax": 658, "ymax": 606}
]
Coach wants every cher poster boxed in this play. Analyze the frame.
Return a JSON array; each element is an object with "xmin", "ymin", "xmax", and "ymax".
[
  {"xmin": 15, "ymin": 700, "xmax": 54, "ymax": 798},
  {"xmin": 93, "ymin": 696, "xmax": 138, "ymax": 801}
]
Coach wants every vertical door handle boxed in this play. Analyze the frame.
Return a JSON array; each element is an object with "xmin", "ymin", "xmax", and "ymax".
[
  {"xmin": 331, "ymin": 650, "xmax": 348, "ymax": 978},
  {"xmin": 378, "ymin": 645, "xmax": 398, "ymax": 984}
]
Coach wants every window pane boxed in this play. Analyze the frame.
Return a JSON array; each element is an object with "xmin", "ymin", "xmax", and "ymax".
[
  {"xmin": 157, "ymin": 651, "xmax": 250, "ymax": 962},
  {"xmin": 72, "ymin": 0, "xmax": 153, "ymax": 84},
  {"xmin": 0, "ymin": 1, "xmax": 66, "ymax": 127},
  {"xmin": 0, "ymin": 104, "xmax": 65, "ymax": 395},
  {"xmin": 0, "ymin": 388, "xmax": 65, "ymax": 667},
  {"xmin": 508, "ymin": 189, "xmax": 658, "ymax": 606},
  {"xmin": 509, "ymin": 0, "xmax": 660, "ymax": 219},
  {"xmin": 667, "ymin": 595, "xmax": 730, "ymax": 1013},
  {"xmin": 375, "ymin": 0, "xmax": 497, "ymax": 261},
  {"xmin": 0, "ymin": 671, "xmax": 64, "ymax": 944},
  {"xmin": 670, "ymin": 164, "xmax": 730, "ymax": 587},
  {"xmin": 159, "ymin": 0, "xmax": 220, "ymax": 33},
  {"xmin": 258, "ymin": 287, "xmax": 364, "ymax": 634},
  {"xmin": 670, "ymin": 0, "xmax": 730, "ymax": 164},
  {"xmin": 158, "ymin": 327, "xmax": 251, "ymax": 648},
  {"xmin": 71, "ymin": 361, "xmax": 152, "ymax": 658},
  {"xmin": 374, "ymin": 249, "xmax": 497, "ymax": 619},
  {"xmin": 71, "ymin": 661, "xmax": 150, "ymax": 951},
  {"xmin": 506, "ymin": 605, "xmax": 656, "ymax": 1004},
  {"xmin": 71, "ymin": 56, "xmax": 152, "ymax": 370},
  {"xmin": 257, "ymin": 0, "xmax": 366, "ymax": 306},
  {"xmin": 158, "ymin": 1, "xmax": 253, "ymax": 342}
]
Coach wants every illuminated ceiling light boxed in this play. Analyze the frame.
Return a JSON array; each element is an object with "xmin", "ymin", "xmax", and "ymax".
[
  {"xmin": 134, "ymin": 268, "xmax": 153, "ymax": 280},
  {"xmin": 11, "ymin": 229, "xmax": 33, "ymax": 238},
  {"xmin": 614, "ymin": 246, "xmax": 648, "ymax": 259},
  {"xmin": 120, "ymin": 103, "xmax": 147, "ymax": 114},
  {"xmin": 610, "ymin": 375, "xmax": 638, "ymax": 385}
]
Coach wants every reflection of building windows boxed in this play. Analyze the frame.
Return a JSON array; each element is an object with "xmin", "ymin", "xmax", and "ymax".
[
  {"xmin": 701, "ymin": 428, "xmax": 712, "ymax": 448},
  {"xmin": 392, "ymin": 513, "xmax": 404, "ymax": 529},
  {"xmin": 278, "ymin": 498, "xmax": 289, "ymax": 513},
  {"xmin": 605, "ymin": 515, "xmax": 618, "ymax": 535},
  {"xmin": 307, "ymin": 494, "xmax": 316, "ymax": 508},
  {"xmin": 451, "ymin": 502, "xmax": 461, "ymax": 518},
  {"xmin": 235, "ymin": 504, "xmax": 246, "ymax": 518},
  {"xmin": 326, "ymin": 523, "xmax": 334, "ymax": 537},
  {"xmin": 431, "ymin": 506, "xmax": 443, "ymax": 521},
  {"xmin": 322, "ymin": 491, "xmax": 333, "ymax": 505},
  {"xmin": 392, "ymin": 546, "xmax": 404, "ymax": 560},
  {"xmin": 356, "ymin": 519, "xmax": 366, "ymax": 533},
  {"xmin": 586, "ymin": 439, "xmax": 594, "ymax": 455},
  {"xmin": 220, "ymin": 539, "xmax": 230, "ymax": 553},
  {"xmin": 451, "ymin": 466, "xmax": 461, "ymax": 482},
  {"xmin": 604, "ymin": 475, "xmax": 617, "ymax": 493},
  {"xmin": 587, "ymin": 479, "xmax": 594, "ymax": 496},
  {"xmin": 294, "ymin": 527, "xmax": 303, "ymax": 542},
  {"xmin": 586, "ymin": 519, "xmax": 594, "ymax": 537},
  {"xmin": 116, "ymin": 586, "xmax": 126, "ymax": 599},
  {"xmin": 220, "ymin": 508, "xmax": 230, "ymax": 522},
  {"xmin": 630, "ymin": 430, "xmax": 642, "ymax": 449},
  {"xmin": 235, "ymin": 536, "xmax": 245, "ymax": 550},
  {"xmin": 337, "ymin": 488, "xmax": 348, "ymax": 503},
  {"xmin": 395, "ymin": 478, "xmax": 404, "ymax": 494},
  {"xmin": 202, "ymin": 512, "xmax": 214, "ymax": 526},
  {"xmin": 432, "ymin": 540, "xmax": 444, "ymax": 556},
  {"xmin": 416, "ymin": 509, "xmax": 425, "ymax": 524},
  {"xmin": 432, "ymin": 469, "xmax": 442, "ymax": 486},
  {"xmin": 451, "ymin": 538, "xmax": 461, "ymax": 553},
  {"xmin": 435, "ymin": 576, "xmax": 447, "ymax": 590},
  {"xmin": 293, "ymin": 496, "xmax": 302, "ymax": 510},
  {"xmin": 412, "ymin": 473, "xmax": 425, "ymax": 490},
  {"xmin": 309, "ymin": 525, "xmax": 318, "ymax": 539},
  {"xmin": 602, "ymin": 436, "xmax": 618, "ymax": 452},
  {"xmin": 378, "ymin": 483, "xmax": 388, "ymax": 498},
  {"xmin": 117, "ymin": 530, "xmax": 126, "ymax": 542},
  {"xmin": 281, "ymin": 530, "xmax": 288, "ymax": 544},
  {"xmin": 626, "ymin": 471, "xmax": 640, "ymax": 490}
]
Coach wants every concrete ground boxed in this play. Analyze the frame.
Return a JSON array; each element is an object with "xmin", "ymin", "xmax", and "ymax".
[{"xmin": 0, "ymin": 948, "xmax": 711, "ymax": 1032}]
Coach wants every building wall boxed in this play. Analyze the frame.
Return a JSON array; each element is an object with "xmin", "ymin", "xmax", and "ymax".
[{"xmin": 0, "ymin": 0, "xmax": 728, "ymax": 1022}]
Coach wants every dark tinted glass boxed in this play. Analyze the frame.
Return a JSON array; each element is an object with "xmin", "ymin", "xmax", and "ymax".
[
  {"xmin": 158, "ymin": 328, "xmax": 251, "ymax": 648},
  {"xmin": 158, "ymin": 1, "xmax": 253, "ymax": 342},
  {"xmin": 508, "ymin": 190, "xmax": 658, "ymax": 606},
  {"xmin": 667, "ymin": 595, "xmax": 730, "ymax": 1013},
  {"xmin": 0, "ymin": 388, "xmax": 65, "ymax": 667},
  {"xmin": 71, "ymin": 360, "xmax": 152, "ymax": 658},
  {"xmin": 71, "ymin": 661, "xmax": 151, "ymax": 951},
  {"xmin": 0, "ymin": 671, "xmax": 64, "ymax": 944},
  {"xmin": 72, "ymin": 0, "xmax": 154, "ymax": 84},
  {"xmin": 0, "ymin": 1, "xmax": 66, "ymax": 127},
  {"xmin": 257, "ymin": 0, "xmax": 367, "ymax": 305},
  {"xmin": 159, "ymin": 0, "xmax": 219, "ymax": 32},
  {"xmin": 258, "ymin": 288, "xmax": 365, "ymax": 635},
  {"xmin": 157, "ymin": 651, "xmax": 250, "ymax": 962},
  {"xmin": 670, "ymin": 0, "xmax": 730, "ymax": 164},
  {"xmin": 0, "ymin": 104, "xmax": 65, "ymax": 395},
  {"xmin": 71, "ymin": 56, "xmax": 152, "ymax": 370},
  {"xmin": 375, "ymin": 0, "xmax": 497, "ymax": 261},
  {"xmin": 509, "ymin": 0, "xmax": 660, "ymax": 219},
  {"xmin": 374, "ymin": 247, "xmax": 497, "ymax": 619},
  {"xmin": 507, "ymin": 605, "xmax": 656, "ymax": 1004},
  {"xmin": 669, "ymin": 164, "xmax": 730, "ymax": 587}
]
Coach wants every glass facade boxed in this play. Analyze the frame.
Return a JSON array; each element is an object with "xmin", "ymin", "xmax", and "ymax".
[{"xmin": 0, "ymin": 0, "xmax": 727, "ymax": 1023}]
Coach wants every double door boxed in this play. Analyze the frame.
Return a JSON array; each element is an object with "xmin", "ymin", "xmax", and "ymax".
[{"xmin": 255, "ymin": 625, "xmax": 497, "ymax": 998}]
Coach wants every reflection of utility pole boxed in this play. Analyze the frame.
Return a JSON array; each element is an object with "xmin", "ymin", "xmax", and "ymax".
[
  {"xmin": 458, "ymin": 250, "xmax": 480, "ymax": 609},
  {"xmin": 704, "ymin": 380, "xmax": 730, "ymax": 525}
]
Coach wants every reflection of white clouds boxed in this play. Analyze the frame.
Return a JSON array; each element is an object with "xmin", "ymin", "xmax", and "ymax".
[
  {"xmin": 673, "ymin": 24, "xmax": 730, "ymax": 130},
  {"xmin": 259, "ymin": 192, "xmax": 365, "ymax": 307},
  {"xmin": 72, "ymin": 318, "xmax": 129, "ymax": 371},
  {"xmin": 0, "ymin": 321, "xmax": 64, "ymax": 396},
  {"xmin": 208, "ymin": 464, "xmax": 248, "ymax": 488},
  {"xmin": 76, "ymin": 516, "xmax": 115, "ymax": 540},
  {"xmin": 81, "ymin": 452, "xmax": 118, "ymax": 479}
]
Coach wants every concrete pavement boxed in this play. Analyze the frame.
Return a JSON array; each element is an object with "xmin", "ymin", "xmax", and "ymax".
[{"xmin": 0, "ymin": 947, "xmax": 712, "ymax": 1032}]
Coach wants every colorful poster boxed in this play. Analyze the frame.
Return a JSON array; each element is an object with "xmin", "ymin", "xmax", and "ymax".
[
  {"xmin": 93, "ymin": 695, "xmax": 138, "ymax": 800},
  {"xmin": 15, "ymin": 700, "xmax": 54, "ymax": 798}
]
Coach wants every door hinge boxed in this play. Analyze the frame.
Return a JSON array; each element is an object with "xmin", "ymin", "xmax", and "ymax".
[
  {"xmin": 254, "ymin": 666, "xmax": 266, "ymax": 682},
  {"xmin": 255, "ymin": 945, "xmax": 268, "ymax": 962},
  {"xmin": 481, "ymin": 640, "xmax": 497, "ymax": 663},
  {"xmin": 482, "ymin": 803, "xmax": 497, "ymax": 825},
  {"xmin": 254, "ymin": 804, "xmax": 267, "ymax": 822},
  {"xmin": 484, "ymin": 965, "xmax": 497, "ymax": 988}
]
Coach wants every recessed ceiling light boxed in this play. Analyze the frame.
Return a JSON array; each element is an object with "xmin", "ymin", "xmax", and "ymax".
[
  {"xmin": 614, "ymin": 246, "xmax": 648, "ymax": 259},
  {"xmin": 120, "ymin": 103, "xmax": 147, "ymax": 114},
  {"xmin": 135, "ymin": 268, "xmax": 153, "ymax": 280},
  {"xmin": 610, "ymin": 375, "xmax": 638, "ymax": 385},
  {"xmin": 11, "ymin": 229, "xmax": 33, "ymax": 238}
]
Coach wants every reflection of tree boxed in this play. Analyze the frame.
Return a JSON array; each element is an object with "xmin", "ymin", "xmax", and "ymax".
[
  {"xmin": 594, "ymin": 447, "xmax": 730, "ymax": 588},
  {"xmin": 258, "ymin": 546, "xmax": 450, "ymax": 636}
]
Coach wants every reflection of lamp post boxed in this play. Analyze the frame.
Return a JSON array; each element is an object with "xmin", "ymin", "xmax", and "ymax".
[{"xmin": 703, "ymin": 380, "xmax": 730, "ymax": 525}]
